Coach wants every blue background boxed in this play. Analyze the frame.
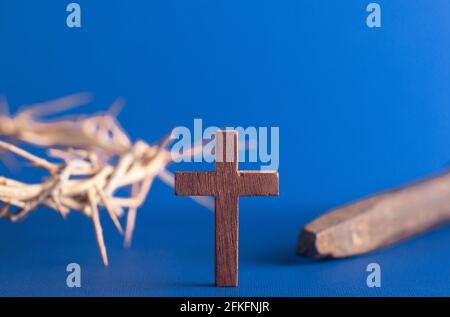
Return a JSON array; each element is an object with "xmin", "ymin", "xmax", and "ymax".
[{"xmin": 0, "ymin": 0, "xmax": 449, "ymax": 296}]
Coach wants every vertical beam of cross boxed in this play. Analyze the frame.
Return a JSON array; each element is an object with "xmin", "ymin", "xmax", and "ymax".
[{"xmin": 175, "ymin": 130, "xmax": 279, "ymax": 287}]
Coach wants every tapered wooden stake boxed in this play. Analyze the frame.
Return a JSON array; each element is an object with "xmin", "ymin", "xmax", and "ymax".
[
  {"xmin": 175, "ymin": 130, "xmax": 279, "ymax": 287},
  {"xmin": 297, "ymin": 170, "xmax": 450, "ymax": 258}
]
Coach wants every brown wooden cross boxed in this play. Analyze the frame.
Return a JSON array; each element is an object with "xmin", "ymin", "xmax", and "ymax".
[{"xmin": 175, "ymin": 130, "xmax": 279, "ymax": 287}]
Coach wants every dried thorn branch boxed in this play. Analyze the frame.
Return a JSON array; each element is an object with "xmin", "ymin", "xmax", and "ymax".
[
  {"xmin": 124, "ymin": 182, "xmax": 144, "ymax": 248},
  {"xmin": 89, "ymin": 189, "xmax": 109, "ymax": 266},
  {"xmin": 0, "ymin": 140, "xmax": 58, "ymax": 172}
]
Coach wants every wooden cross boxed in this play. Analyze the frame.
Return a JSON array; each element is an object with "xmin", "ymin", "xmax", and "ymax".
[{"xmin": 175, "ymin": 130, "xmax": 279, "ymax": 287}]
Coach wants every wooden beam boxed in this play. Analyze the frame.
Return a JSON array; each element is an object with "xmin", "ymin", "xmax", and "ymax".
[{"xmin": 297, "ymin": 171, "xmax": 450, "ymax": 258}]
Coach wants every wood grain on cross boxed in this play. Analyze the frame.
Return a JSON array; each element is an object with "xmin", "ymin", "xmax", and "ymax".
[{"xmin": 175, "ymin": 130, "xmax": 279, "ymax": 287}]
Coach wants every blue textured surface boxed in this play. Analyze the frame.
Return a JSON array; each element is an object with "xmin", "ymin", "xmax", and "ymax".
[{"xmin": 0, "ymin": 0, "xmax": 450, "ymax": 296}]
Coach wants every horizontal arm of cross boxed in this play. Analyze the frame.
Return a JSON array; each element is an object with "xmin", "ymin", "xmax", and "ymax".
[
  {"xmin": 238, "ymin": 171, "xmax": 279, "ymax": 196},
  {"xmin": 175, "ymin": 172, "xmax": 216, "ymax": 196}
]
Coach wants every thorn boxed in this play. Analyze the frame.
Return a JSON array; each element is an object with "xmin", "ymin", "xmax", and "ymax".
[
  {"xmin": 124, "ymin": 183, "xmax": 140, "ymax": 248},
  {"xmin": 0, "ymin": 95, "xmax": 10, "ymax": 116},
  {"xmin": 0, "ymin": 204, "xmax": 9, "ymax": 217},
  {"xmin": 96, "ymin": 185, "xmax": 124, "ymax": 235},
  {"xmin": 124, "ymin": 207, "xmax": 137, "ymax": 248},
  {"xmin": 89, "ymin": 190, "xmax": 109, "ymax": 267},
  {"xmin": 107, "ymin": 98, "xmax": 125, "ymax": 118},
  {"xmin": 20, "ymin": 92, "xmax": 93, "ymax": 118}
]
